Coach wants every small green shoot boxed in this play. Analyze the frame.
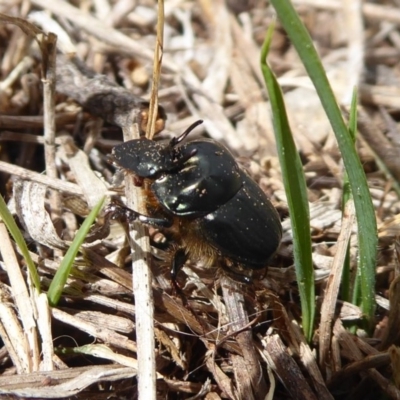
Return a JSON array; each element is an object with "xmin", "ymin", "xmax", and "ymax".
[
  {"xmin": 260, "ymin": 24, "xmax": 315, "ymax": 341},
  {"xmin": 47, "ymin": 196, "xmax": 105, "ymax": 306}
]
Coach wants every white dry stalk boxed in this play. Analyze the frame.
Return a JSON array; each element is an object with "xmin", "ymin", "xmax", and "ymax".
[
  {"xmin": 0, "ymin": 160, "xmax": 83, "ymax": 195},
  {"xmin": 0, "ymin": 222, "xmax": 40, "ymax": 372},
  {"xmin": 83, "ymin": 294, "xmax": 135, "ymax": 314},
  {"xmin": 40, "ymin": 32, "xmax": 63, "ymax": 254},
  {"xmin": 70, "ymin": 310, "xmax": 134, "ymax": 334},
  {"xmin": 51, "ymin": 308, "xmax": 137, "ymax": 352},
  {"xmin": 122, "ymin": 123, "xmax": 156, "ymax": 400},
  {"xmin": 74, "ymin": 344, "xmax": 147, "ymax": 373},
  {"xmin": 0, "ymin": 301, "xmax": 30, "ymax": 373},
  {"xmin": 35, "ymin": 292, "xmax": 54, "ymax": 371}
]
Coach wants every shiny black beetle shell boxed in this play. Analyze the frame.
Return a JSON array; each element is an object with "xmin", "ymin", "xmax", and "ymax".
[
  {"xmin": 198, "ymin": 170, "xmax": 282, "ymax": 269},
  {"xmin": 111, "ymin": 122, "xmax": 282, "ymax": 271},
  {"xmin": 151, "ymin": 140, "xmax": 243, "ymax": 216}
]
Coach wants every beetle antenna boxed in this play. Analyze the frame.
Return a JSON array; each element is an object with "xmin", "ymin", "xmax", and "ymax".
[{"xmin": 170, "ymin": 120, "xmax": 203, "ymax": 148}]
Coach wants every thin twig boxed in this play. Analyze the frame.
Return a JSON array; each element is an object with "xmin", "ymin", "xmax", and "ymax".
[
  {"xmin": 41, "ymin": 32, "xmax": 62, "ymax": 258},
  {"xmin": 133, "ymin": 2, "xmax": 165, "ymax": 398},
  {"xmin": 146, "ymin": 0, "xmax": 164, "ymax": 141},
  {"xmin": 0, "ymin": 160, "xmax": 83, "ymax": 195}
]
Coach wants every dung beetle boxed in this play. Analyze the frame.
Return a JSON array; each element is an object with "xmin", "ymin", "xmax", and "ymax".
[{"xmin": 108, "ymin": 120, "xmax": 282, "ymax": 282}]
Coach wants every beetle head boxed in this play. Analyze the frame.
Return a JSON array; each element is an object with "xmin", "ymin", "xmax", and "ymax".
[{"xmin": 111, "ymin": 120, "xmax": 203, "ymax": 178}]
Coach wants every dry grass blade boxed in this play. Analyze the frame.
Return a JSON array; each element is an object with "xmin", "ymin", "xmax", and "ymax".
[
  {"xmin": 0, "ymin": 365, "xmax": 137, "ymax": 398},
  {"xmin": 0, "ymin": 223, "xmax": 39, "ymax": 372},
  {"xmin": 263, "ymin": 333, "xmax": 317, "ymax": 400},
  {"xmin": 146, "ymin": 0, "xmax": 164, "ymax": 140},
  {"xmin": 319, "ymin": 200, "xmax": 356, "ymax": 369},
  {"xmin": 221, "ymin": 277, "xmax": 267, "ymax": 399},
  {"xmin": 35, "ymin": 293, "xmax": 54, "ymax": 371},
  {"xmin": 267, "ymin": 293, "xmax": 333, "ymax": 399},
  {"xmin": 13, "ymin": 181, "xmax": 67, "ymax": 249},
  {"xmin": 52, "ymin": 308, "xmax": 137, "ymax": 352},
  {"xmin": 41, "ymin": 31, "xmax": 60, "ymax": 234}
]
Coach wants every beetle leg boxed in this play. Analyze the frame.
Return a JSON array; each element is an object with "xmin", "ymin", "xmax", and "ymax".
[
  {"xmin": 170, "ymin": 247, "xmax": 187, "ymax": 281},
  {"xmin": 220, "ymin": 262, "xmax": 253, "ymax": 284},
  {"xmin": 105, "ymin": 203, "xmax": 173, "ymax": 228}
]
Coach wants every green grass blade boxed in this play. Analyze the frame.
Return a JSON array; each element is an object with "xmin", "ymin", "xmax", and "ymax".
[
  {"xmin": 261, "ymin": 24, "xmax": 315, "ymax": 341},
  {"xmin": 0, "ymin": 195, "xmax": 41, "ymax": 291},
  {"xmin": 270, "ymin": 0, "xmax": 377, "ymax": 325},
  {"xmin": 47, "ymin": 196, "xmax": 105, "ymax": 306},
  {"xmin": 341, "ymin": 89, "xmax": 358, "ymax": 302}
]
